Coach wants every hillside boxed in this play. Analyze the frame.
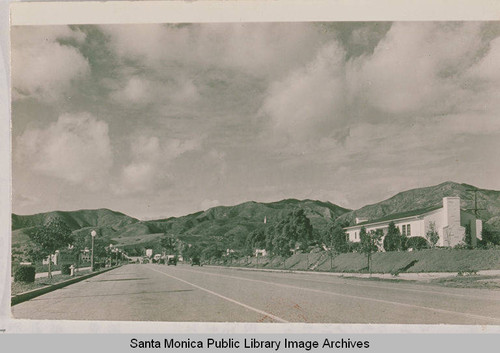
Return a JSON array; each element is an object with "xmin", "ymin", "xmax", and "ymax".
[
  {"xmin": 142, "ymin": 199, "xmax": 350, "ymax": 248},
  {"xmin": 338, "ymin": 181, "xmax": 500, "ymax": 228},
  {"xmin": 12, "ymin": 208, "xmax": 138, "ymax": 231},
  {"xmin": 11, "ymin": 181, "xmax": 500, "ymax": 256},
  {"xmin": 11, "ymin": 199, "xmax": 350, "ymax": 252},
  {"xmin": 11, "ymin": 209, "xmax": 139, "ymax": 249}
]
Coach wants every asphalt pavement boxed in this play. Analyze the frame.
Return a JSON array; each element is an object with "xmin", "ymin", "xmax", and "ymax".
[{"xmin": 11, "ymin": 264, "xmax": 500, "ymax": 324}]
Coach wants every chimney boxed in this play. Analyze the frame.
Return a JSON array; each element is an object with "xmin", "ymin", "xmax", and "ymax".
[
  {"xmin": 443, "ymin": 197, "xmax": 460, "ymax": 228},
  {"xmin": 442, "ymin": 197, "xmax": 465, "ymax": 247}
]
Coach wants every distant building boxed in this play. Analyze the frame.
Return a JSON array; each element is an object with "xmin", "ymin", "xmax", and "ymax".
[
  {"xmin": 344, "ymin": 197, "xmax": 482, "ymax": 248},
  {"xmin": 42, "ymin": 249, "xmax": 75, "ymax": 265},
  {"xmin": 255, "ymin": 249, "xmax": 267, "ymax": 257},
  {"xmin": 80, "ymin": 248, "xmax": 91, "ymax": 262}
]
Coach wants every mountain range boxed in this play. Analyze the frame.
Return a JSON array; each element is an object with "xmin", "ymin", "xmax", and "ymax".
[{"xmin": 11, "ymin": 181, "xmax": 500, "ymax": 254}]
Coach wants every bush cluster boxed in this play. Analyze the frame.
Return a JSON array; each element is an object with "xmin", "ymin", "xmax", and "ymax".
[
  {"xmin": 14, "ymin": 265, "xmax": 36, "ymax": 283},
  {"xmin": 61, "ymin": 264, "xmax": 72, "ymax": 275},
  {"xmin": 405, "ymin": 236, "xmax": 429, "ymax": 250}
]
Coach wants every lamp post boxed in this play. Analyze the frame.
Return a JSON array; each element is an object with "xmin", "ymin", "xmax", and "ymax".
[{"xmin": 91, "ymin": 230, "xmax": 96, "ymax": 271}]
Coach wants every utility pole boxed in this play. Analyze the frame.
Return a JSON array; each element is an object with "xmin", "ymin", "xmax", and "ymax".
[
  {"xmin": 466, "ymin": 189, "xmax": 486, "ymax": 218},
  {"xmin": 466, "ymin": 189, "xmax": 486, "ymax": 248}
]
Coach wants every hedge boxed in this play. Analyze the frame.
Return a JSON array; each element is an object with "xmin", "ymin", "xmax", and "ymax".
[
  {"xmin": 61, "ymin": 264, "xmax": 72, "ymax": 275},
  {"xmin": 406, "ymin": 236, "xmax": 430, "ymax": 250},
  {"xmin": 14, "ymin": 265, "xmax": 36, "ymax": 283}
]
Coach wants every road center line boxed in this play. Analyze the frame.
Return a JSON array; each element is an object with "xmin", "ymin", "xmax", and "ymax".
[
  {"xmin": 146, "ymin": 266, "xmax": 289, "ymax": 323},
  {"xmin": 176, "ymin": 267, "xmax": 500, "ymax": 323}
]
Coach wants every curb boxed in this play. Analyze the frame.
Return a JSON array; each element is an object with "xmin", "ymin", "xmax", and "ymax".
[{"xmin": 11, "ymin": 266, "xmax": 121, "ymax": 306}]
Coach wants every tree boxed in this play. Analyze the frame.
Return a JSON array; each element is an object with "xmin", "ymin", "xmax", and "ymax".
[
  {"xmin": 183, "ymin": 244, "xmax": 202, "ymax": 262},
  {"xmin": 270, "ymin": 220, "xmax": 294, "ymax": 257},
  {"xmin": 383, "ymin": 222, "xmax": 402, "ymax": 252},
  {"xmin": 480, "ymin": 224, "xmax": 500, "ymax": 247},
  {"xmin": 70, "ymin": 233, "xmax": 87, "ymax": 270},
  {"xmin": 70, "ymin": 229, "xmax": 108, "ymax": 269},
  {"xmin": 245, "ymin": 228, "xmax": 266, "ymax": 255},
  {"xmin": 426, "ymin": 221, "xmax": 439, "ymax": 248},
  {"xmin": 266, "ymin": 209, "xmax": 313, "ymax": 257},
  {"xmin": 289, "ymin": 209, "xmax": 313, "ymax": 250},
  {"xmin": 202, "ymin": 243, "xmax": 224, "ymax": 262},
  {"xmin": 322, "ymin": 222, "xmax": 348, "ymax": 269},
  {"xmin": 359, "ymin": 227, "xmax": 382, "ymax": 273},
  {"xmin": 26, "ymin": 217, "xmax": 73, "ymax": 278},
  {"xmin": 160, "ymin": 234, "xmax": 177, "ymax": 255}
]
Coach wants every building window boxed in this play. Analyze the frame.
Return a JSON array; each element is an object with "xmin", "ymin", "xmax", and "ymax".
[
  {"xmin": 402, "ymin": 225, "xmax": 406, "ymax": 236},
  {"xmin": 407, "ymin": 224, "xmax": 411, "ymax": 236}
]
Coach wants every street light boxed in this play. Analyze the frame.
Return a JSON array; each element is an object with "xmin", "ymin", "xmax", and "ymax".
[{"xmin": 91, "ymin": 230, "xmax": 97, "ymax": 271}]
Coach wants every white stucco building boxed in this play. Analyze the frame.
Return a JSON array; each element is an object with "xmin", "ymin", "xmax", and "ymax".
[{"xmin": 344, "ymin": 197, "xmax": 482, "ymax": 248}]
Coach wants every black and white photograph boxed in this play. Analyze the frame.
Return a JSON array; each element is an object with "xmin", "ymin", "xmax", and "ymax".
[{"xmin": 6, "ymin": 4, "xmax": 500, "ymax": 327}]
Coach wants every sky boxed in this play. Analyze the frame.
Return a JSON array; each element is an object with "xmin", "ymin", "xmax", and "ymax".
[{"xmin": 11, "ymin": 22, "xmax": 500, "ymax": 219}]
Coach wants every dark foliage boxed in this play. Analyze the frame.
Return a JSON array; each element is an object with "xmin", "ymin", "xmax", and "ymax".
[
  {"xmin": 383, "ymin": 222, "xmax": 403, "ymax": 252},
  {"xmin": 323, "ymin": 221, "xmax": 349, "ymax": 254},
  {"xmin": 405, "ymin": 236, "xmax": 429, "ymax": 250},
  {"xmin": 266, "ymin": 209, "xmax": 313, "ymax": 256},
  {"xmin": 61, "ymin": 264, "xmax": 72, "ymax": 275},
  {"xmin": 14, "ymin": 265, "xmax": 35, "ymax": 283}
]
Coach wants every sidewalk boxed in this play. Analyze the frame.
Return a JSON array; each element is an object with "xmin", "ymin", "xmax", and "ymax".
[
  {"xmin": 206, "ymin": 265, "xmax": 500, "ymax": 282},
  {"xmin": 11, "ymin": 266, "xmax": 92, "ymax": 282},
  {"xmin": 34, "ymin": 266, "xmax": 91, "ymax": 279}
]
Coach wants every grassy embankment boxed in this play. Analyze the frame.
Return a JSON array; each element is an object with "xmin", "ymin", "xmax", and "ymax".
[
  {"xmin": 11, "ymin": 269, "xmax": 92, "ymax": 296},
  {"xmin": 226, "ymin": 249, "xmax": 500, "ymax": 274}
]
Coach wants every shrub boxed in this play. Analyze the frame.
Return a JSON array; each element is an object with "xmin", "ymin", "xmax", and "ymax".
[
  {"xmin": 93, "ymin": 262, "xmax": 101, "ymax": 271},
  {"xmin": 14, "ymin": 265, "xmax": 36, "ymax": 283},
  {"xmin": 61, "ymin": 264, "xmax": 72, "ymax": 275},
  {"xmin": 405, "ymin": 237, "xmax": 429, "ymax": 250},
  {"xmin": 348, "ymin": 241, "xmax": 361, "ymax": 253}
]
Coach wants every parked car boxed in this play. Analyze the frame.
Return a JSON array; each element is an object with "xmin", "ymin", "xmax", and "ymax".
[
  {"xmin": 191, "ymin": 257, "xmax": 202, "ymax": 266},
  {"xmin": 167, "ymin": 257, "xmax": 177, "ymax": 266}
]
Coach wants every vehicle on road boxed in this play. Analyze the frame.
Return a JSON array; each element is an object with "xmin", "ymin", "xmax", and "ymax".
[
  {"xmin": 167, "ymin": 256, "xmax": 177, "ymax": 266},
  {"xmin": 191, "ymin": 257, "xmax": 202, "ymax": 266}
]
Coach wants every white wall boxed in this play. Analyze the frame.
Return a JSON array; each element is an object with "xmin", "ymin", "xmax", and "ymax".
[{"xmin": 423, "ymin": 209, "xmax": 445, "ymax": 246}]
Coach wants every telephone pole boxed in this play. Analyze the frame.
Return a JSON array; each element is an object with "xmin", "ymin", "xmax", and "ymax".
[
  {"xmin": 466, "ymin": 189, "xmax": 485, "ymax": 218},
  {"xmin": 465, "ymin": 189, "xmax": 485, "ymax": 248}
]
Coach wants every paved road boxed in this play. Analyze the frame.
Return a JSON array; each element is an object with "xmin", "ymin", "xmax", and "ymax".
[{"xmin": 11, "ymin": 264, "xmax": 500, "ymax": 324}]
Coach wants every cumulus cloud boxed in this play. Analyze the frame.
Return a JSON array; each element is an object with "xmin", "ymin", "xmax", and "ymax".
[
  {"xmin": 259, "ymin": 22, "xmax": 499, "ymax": 150},
  {"xmin": 16, "ymin": 113, "xmax": 113, "ymax": 189},
  {"xmin": 110, "ymin": 73, "xmax": 201, "ymax": 106},
  {"xmin": 261, "ymin": 42, "xmax": 347, "ymax": 143},
  {"xmin": 469, "ymin": 36, "xmax": 500, "ymax": 82},
  {"xmin": 348, "ymin": 22, "xmax": 483, "ymax": 115},
  {"xmin": 100, "ymin": 23, "xmax": 327, "ymax": 94},
  {"xmin": 113, "ymin": 135, "xmax": 201, "ymax": 195},
  {"xmin": 11, "ymin": 22, "xmax": 500, "ymax": 217},
  {"xmin": 11, "ymin": 26, "xmax": 90, "ymax": 102}
]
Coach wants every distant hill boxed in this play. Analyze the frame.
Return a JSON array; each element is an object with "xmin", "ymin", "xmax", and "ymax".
[
  {"xmin": 12, "ymin": 208, "xmax": 138, "ymax": 231},
  {"xmin": 143, "ymin": 199, "xmax": 350, "ymax": 248},
  {"xmin": 11, "ymin": 199, "xmax": 350, "ymax": 252},
  {"xmin": 338, "ymin": 181, "xmax": 500, "ymax": 228},
  {"xmin": 11, "ymin": 209, "xmax": 139, "ymax": 251},
  {"xmin": 11, "ymin": 181, "xmax": 500, "ymax": 256}
]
